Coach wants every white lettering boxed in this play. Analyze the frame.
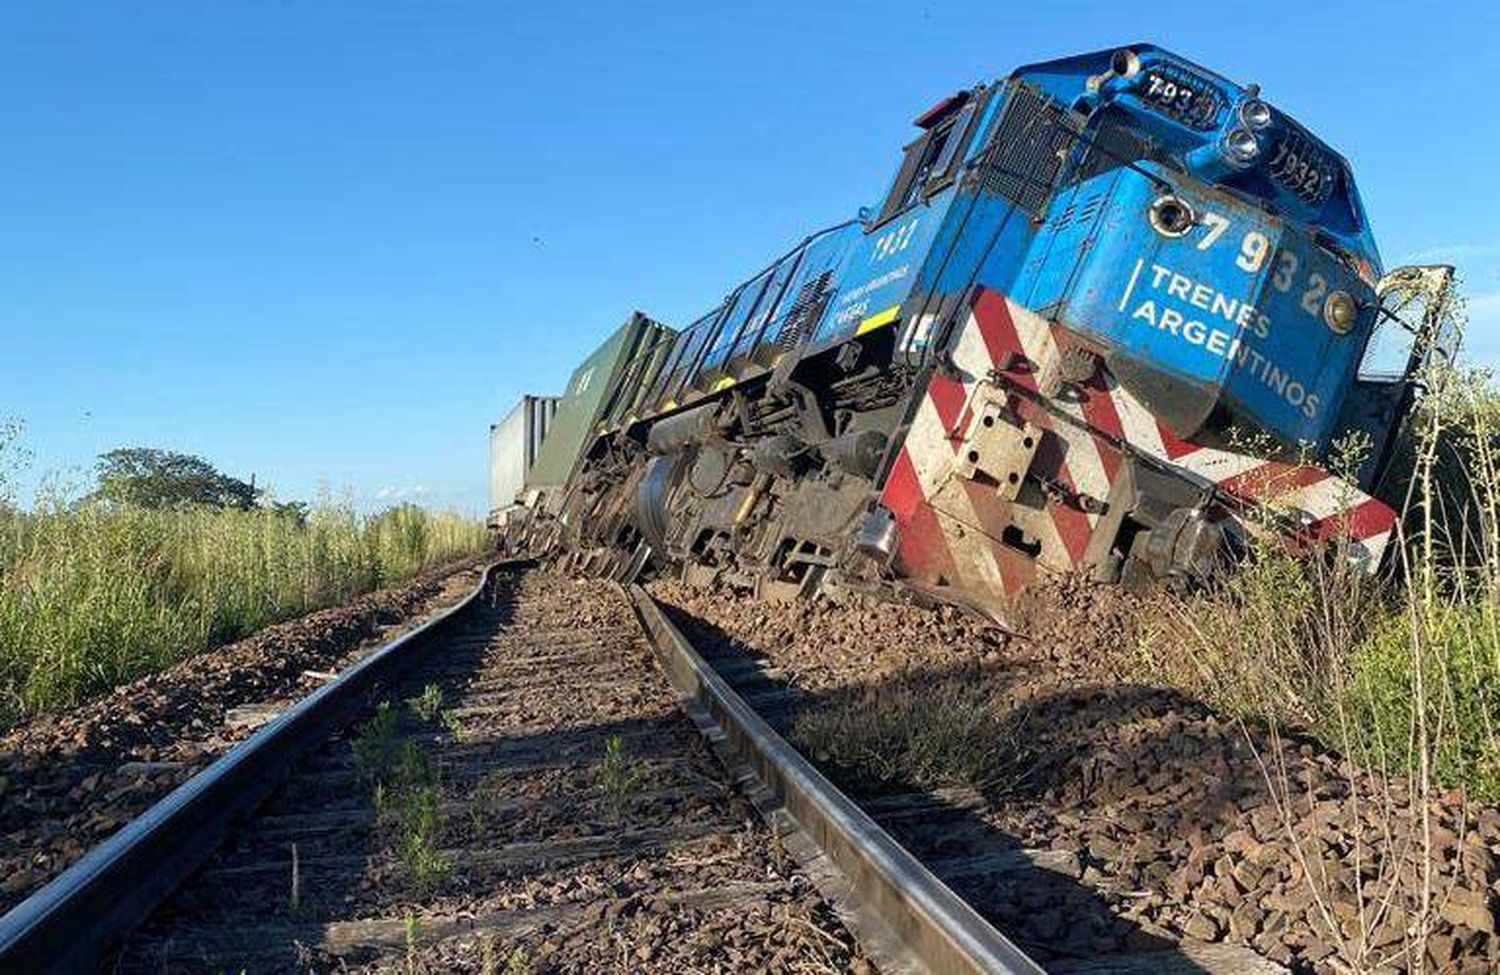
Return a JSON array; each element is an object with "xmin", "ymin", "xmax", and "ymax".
[{"xmin": 1119, "ymin": 259, "xmax": 1320, "ymax": 419}]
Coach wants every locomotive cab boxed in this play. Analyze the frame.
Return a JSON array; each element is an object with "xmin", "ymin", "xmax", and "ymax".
[
  {"xmin": 1338, "ymin": 265, "xmax": 1459, "ymax": 492},
  {"xmin": 1027, "ymin": 46, "xmax": 1456, "ymax": 497}
]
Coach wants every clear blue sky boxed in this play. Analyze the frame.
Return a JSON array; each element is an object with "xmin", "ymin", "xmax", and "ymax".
[{"xmin": 4, "ymin": 1, "xmax": 1497, "ymax": 513}]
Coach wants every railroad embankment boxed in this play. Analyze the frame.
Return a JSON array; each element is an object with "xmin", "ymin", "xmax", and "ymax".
[
  {"xmin": 0, "ymin": 560, "xmax": 484, "ymax": 913},
  {"xmin": 653, "ymin": 574, "xmax": 1500, "ymax": 974}
]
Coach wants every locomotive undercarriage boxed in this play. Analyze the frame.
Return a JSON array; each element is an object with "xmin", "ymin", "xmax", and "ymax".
[
  {"xmin": 549, "ymin": 304, "xmax": 1388, "ymax": 617},
  {"xmin": 552, "ymin": 339, "xmax": 1254, "ymax": 615},
  {"xmin": 553, "ymin": 337, "xmax": 915, "ymax": 601}
]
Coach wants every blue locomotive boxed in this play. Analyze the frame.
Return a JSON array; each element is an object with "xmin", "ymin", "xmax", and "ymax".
[{"xmin": 515, "ymin": 44, "xmax": 1452, "ymax": 617}]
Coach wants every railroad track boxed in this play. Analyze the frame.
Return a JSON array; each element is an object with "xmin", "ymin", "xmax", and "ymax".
[
  {"xmin": 0, "ymin": 563, "xmax": 1289, "ymax": 973},
  {"xmin": 0, "ymin": 564, "xmax": 1042, "ymax": 973},
  {"xmin": 647, "ymin": 592, "xmax": 1291, "ymax": 975}
]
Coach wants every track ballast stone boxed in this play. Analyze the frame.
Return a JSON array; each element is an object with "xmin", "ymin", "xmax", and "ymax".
[
  {"xmin": 113, "ymin": 568, "xmax": 866, "ymax": 973},
  {"xmin": 650, "ymin": 577, "xmax": 1500, "ymax": 974}
]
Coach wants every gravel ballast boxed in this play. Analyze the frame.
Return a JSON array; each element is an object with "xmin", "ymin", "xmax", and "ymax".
[
  {"xmin": 0, "ymin": 560, "xmax": 486, "ymax": 913},
  {"xmin": 650, "ymin": 577, "xmax": 1500, "ymax": 974}
]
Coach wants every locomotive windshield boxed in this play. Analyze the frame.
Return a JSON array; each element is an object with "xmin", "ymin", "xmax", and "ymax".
[{"xmin": 873, "ymin": 93, "xmax": 978, "ymax": 225}]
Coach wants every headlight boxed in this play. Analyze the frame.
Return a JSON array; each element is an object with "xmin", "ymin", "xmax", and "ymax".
[
  {"xmin": 1148, "ymin": 194, "xmax": 1195, "ymax": 237},
  {"xmin": 1324, "ymin": 290, "xmax": 1358, "ymax": 334},
  {"xmin": 1111, "ymin": 48, "xmax": 1141, "ymax": 77},
  {"xmin": 1223, "ymin": 128, "xmax": 1260, "ymax": 165},
  {"xmin": 1239, "ymin": 99, "xmax": 1273, "ymax": 129}
]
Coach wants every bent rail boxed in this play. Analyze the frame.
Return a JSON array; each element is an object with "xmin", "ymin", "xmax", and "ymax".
[
  {"xmin": 0, "ymin": 564, "xmax": 499, "ymax": 974},
  {"xmin": 626, "ymin": 585, "xmax": 1045, "ymax": 975}
]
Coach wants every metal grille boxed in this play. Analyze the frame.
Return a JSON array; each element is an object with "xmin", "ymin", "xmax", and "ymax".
[
  {"xmin": 774, "ymin": 270, "xmax": 833, "ymax": 352},
  {"xmin": 1071, "ymin": 111, "xmax": 1162, "ymax": 184},
  {"xmin": 977, "ymin": 86, "xmax": 1076, "ymax": 219}
]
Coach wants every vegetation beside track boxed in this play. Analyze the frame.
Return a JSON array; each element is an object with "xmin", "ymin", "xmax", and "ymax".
[
  {"xmin": 0, "ymin": 429, "xmax": 489, "ymax": 728},
  {"xmin": 1129, "ymin": 367, "xmax": 1500, "ymax": 806}
]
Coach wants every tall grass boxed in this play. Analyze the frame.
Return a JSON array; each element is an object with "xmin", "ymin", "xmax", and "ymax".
[
  {"xmin": 0, "ymin": 499, "xmax": 489, "ymax": 727},
  {"xmin": 1120, "ymin": 287, "xmax": 1499, "ymax": 966},
  {"xmin": 1132, "ymin": 367, "xmax": 1500, "ymax": 804}
]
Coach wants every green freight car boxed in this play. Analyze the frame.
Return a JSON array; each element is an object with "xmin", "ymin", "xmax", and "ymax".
[{"xmin": 524, "ymin": 312, "xmax": 676, "ymax": 512}]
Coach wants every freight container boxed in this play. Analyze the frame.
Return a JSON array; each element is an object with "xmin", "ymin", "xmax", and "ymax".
[
  {"xmin": 525, "ymin": 312, "xmax": 675, "ymax": 508},
  {"xmin": 488, "ymin": 395, "xmax": 558, "ymax": 527}
]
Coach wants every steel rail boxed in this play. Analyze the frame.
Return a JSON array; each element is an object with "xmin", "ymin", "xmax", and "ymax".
[
  {"xmin": 626, "ymin": 585, "xmax": 1046, "ymax": 975},
  {"xmin": 0, "ymin": 563, "xmax": 500, "ymax": 974}
]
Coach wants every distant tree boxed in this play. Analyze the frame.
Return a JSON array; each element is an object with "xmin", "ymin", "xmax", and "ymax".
[{"xmin": 93, "ymin": 447, "xmax": 260, "ymax": 511}]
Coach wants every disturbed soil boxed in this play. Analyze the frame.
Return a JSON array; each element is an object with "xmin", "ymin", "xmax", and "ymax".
[
  {"xmin": 114, "ymin": 569, "xmax": 864, "ymax": 973},
  {"xmin": 0, "ymin": 559, "xmax": 487, "ymax": 914},
  {"xmin": 651, "ymin": 577, "xmax": 1500, "ymax": 975}
]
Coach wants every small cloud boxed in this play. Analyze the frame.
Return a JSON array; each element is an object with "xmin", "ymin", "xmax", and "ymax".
[
  {"xmin": 372, "ymin": 484, "xmax": 429, "ymax": 502},
  {"xmin": 1401, "ymin": 241, "xmax": 1500, "ymax": 265}
]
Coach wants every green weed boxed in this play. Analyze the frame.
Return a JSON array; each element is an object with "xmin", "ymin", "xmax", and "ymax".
[
  {"xmin": 440, "ymin": 708, "xmax": 466, "ymax": 741},
  {"xmin": 351, "ymin": 702, "xmax": 401, "ymax": 785},
  {"xmin": 395, "ymin": 781, "xmax": 451, "ymax": 894},
  {"xmin": 792, "ymin": 666, "xmax": 1032, "ymax": 801},
  {"xmin": 367, "ymin": 735, "xmax": 450, "ymax": 895},
  {"xmin": 597, "ymin": 734, "xmax": 648, "ymax": 810},
  {"xmin": 409, "ymin": 683, "xmax": 443, "ymax": 723},
  {"xmin": 405, "ymin": 911, "xmax": 421, "ymax": 974}
]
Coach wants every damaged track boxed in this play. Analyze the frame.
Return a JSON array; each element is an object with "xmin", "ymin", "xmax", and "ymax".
[{"xmin": 3, "ymin": 565, "xmax": 1043, "ymax": 973}]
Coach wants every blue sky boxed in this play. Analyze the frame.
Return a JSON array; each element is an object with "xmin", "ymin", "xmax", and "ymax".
[{"xmin": 3, "ymin": 1, "xmax": 1497, "ymax": 513}]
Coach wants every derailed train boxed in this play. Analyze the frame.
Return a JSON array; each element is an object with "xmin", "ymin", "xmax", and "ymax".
[{"xmin": 501, "ymin": 44, "xmax": 1455, "ymax": 620}]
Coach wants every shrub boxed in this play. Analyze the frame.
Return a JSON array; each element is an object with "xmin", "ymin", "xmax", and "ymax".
[{"xmin": 1129, "ymin": 363, "xmax": 1500, "ymax": 802}]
